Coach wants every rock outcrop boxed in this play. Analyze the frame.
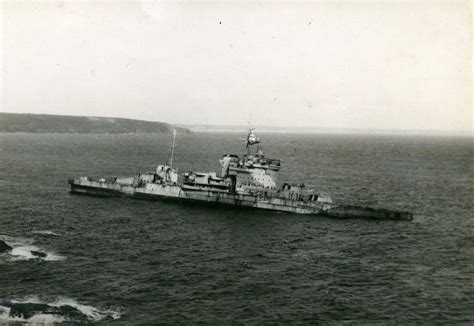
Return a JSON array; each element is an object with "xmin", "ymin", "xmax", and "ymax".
[
  {"xmin": 30, "ymin": 250, "xmax": 47, "ymax": 258},
  {"xmin": 0, "ymin": 240, "xmax": 12, "ymax": 253}
]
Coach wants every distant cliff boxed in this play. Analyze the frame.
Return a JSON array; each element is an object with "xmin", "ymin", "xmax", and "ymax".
[{"xmin": 0, "ymin": 113, "xmax": 190, "ymax": 134}]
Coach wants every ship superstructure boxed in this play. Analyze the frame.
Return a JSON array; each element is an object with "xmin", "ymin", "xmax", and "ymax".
[{"xmin": 69, "ymin": 128, "xmax": 412, "ymax": 220}]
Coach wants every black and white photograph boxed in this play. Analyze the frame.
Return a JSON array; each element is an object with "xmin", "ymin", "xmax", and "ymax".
[{"xmin": 1, "ymin": 0, "xmax": 472, "ymax": 324}]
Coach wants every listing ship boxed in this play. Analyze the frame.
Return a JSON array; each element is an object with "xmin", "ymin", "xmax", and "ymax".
[{"xmin": 69, "ymin": 129, "xmax": 413, "ymax": 220}]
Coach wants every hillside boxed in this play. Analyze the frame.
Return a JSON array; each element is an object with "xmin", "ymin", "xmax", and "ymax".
[{"xmin": 0, "ymin": 113, "xmax": 190, "ymax": 134}]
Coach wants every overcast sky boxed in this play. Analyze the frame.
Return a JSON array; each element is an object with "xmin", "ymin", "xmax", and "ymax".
[{"xmin": 1, "ymin": 0, "xmax": 472, "ymax": 131}]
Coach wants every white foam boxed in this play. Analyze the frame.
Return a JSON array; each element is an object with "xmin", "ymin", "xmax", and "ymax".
[
  {"xmin": 10, "ymin": 245, "xmax": 40, "ymax": 260},
  {"xmin": 50, "ymin": 297, "xmax": 121, "ymax": 321},
  {"xmin": 43, "ymin": 252, "xmax": 66, "ymax": 261},
  {"xmin": 0, "ymin": 299, "xmax": 66, "ymax": 325},
  {"xmin": 0, "ymin": 308, "xmax": 66, "ymax": 325},
  {"xmin": 0, "ymin": 306, "xmax": 11, "ymax": 320},
  {"xmin": 0, "ymin": 297, "xmax": 121, "ymax": 324},
  {"xmin": 1, "ymin": 235, "xmax": 66, "ymax": 261},
  {"xmin": 27, "ymin": 313, "xmax": 66, "ymax": 324},
  {"xmin": 9, "ymin": 246, "xmax": 66, "ymax": 261},
  {"xmin": 0, "ymin": 234, "xmax": 34, "ymax": 247},
  {"xmin": 31, "ymin": 230, "xmax": 61, "ymax": 237},
  {"xmin": 11, "ymin": 295, "xmax": 43, "ymax": 304},
  {"xmin": 1, "ymin": 313, "xmax": 67, "ymax": 325}
]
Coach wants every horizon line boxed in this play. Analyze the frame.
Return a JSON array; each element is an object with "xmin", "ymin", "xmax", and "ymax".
[{"xmin": 2, "ymin": 112, "xmax": 471, "ymax": 136}]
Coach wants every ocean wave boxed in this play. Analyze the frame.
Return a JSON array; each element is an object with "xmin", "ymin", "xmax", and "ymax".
[
  {"xmin": 9, "ymin": 245, "xmax": 66, "ymax": 261},
  {"xmin": 0, "ymin": 235, "xmax": 34, "ymax": 247},
  {"xmin": 30, "ymin": 230, "xmax": 61, "ymax": 237},
  {"xmin": 0, "ymin": 296, "xmax": 121, "ymax": 324},
  {"xmin": 0, "ymin": 235, "xmax": 65, "ymax": 261}
]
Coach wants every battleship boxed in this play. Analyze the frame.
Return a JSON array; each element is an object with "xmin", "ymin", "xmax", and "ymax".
[{"xmin": 69, "ymin": 129, "xmax": 413, "ymax": 220}]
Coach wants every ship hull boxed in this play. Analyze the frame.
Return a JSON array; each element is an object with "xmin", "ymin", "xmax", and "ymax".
[
  {"xmin": 69, "ymin": 178, "xmax": 412, "ymax": 220},
  {"xmin": 69, "ymin": 179, "xmax": 328, "ymax": 215},
  {"xmin": 325, "ymin": 205, "xmax": 413, "ymax": 221}
]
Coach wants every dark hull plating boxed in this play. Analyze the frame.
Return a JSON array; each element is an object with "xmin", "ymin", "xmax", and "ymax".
[{"xmin": 70, "ymin": 182, "xmax": 413, "ymax": 220}]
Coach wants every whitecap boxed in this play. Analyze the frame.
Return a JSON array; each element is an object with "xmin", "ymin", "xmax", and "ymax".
[
  {"xmin": 0, "ymin": 234, "xmax": 34, "ymax": 247},
  {"xmin": 30, "ymin": 230, "xmax": 61, "ymax": 237},
  {"xmin": 50, "ymin": 297, "xmax": 122, "ymax": 321},
  {"xmin": 43, "ymin": 252, "xmax": 66, "ymax": 261}
]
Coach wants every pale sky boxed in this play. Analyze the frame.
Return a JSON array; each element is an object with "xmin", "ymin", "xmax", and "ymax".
[{"xmin": 1, "ymin": 0, "xmax": 472, "ymax": 131}]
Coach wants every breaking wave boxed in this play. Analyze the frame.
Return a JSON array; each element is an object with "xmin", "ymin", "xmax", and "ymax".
[
  {"xmin": 0, "ymin": 296, "xmax": 121, "ymax": 324},
  {"xmin": 30, "ymin": 230, "xmax": 61, "ymax": 237},
  {"xmin": 0, "ymin": 235, "xmax": 65, "ymax": 261}
]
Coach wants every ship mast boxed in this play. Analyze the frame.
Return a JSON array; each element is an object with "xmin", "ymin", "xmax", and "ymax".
[
  {"xmin": 243, "ymin": 127, "xmax": 260, "ymax": 155},
  {"xmin": 169, "ymin": 129, "xmax": 177, "ymax": 170}
]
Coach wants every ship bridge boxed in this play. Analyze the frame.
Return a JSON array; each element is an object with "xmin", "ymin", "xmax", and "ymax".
[{"xmin": 220, "ymin": 150, "xmax": 281, "ymax": 191}]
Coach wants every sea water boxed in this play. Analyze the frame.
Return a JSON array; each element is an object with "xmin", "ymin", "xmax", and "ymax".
[{"xmin": 0, "ymin": 132, "xmax": 472, "ymax": 324}]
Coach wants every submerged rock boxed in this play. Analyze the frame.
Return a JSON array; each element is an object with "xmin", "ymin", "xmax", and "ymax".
[
  {"xmin": 0, "ymin": 240, "xmax": 12, "ymax": 253},
  {"xmin": 30, "ymin": 250, "xmax": 47, "ymax": 258}
]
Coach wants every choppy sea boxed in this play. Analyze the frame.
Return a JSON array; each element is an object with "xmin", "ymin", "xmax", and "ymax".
[{"xmin": 0, "ymin": 132, "xmax": 472, "ymax": 324}]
